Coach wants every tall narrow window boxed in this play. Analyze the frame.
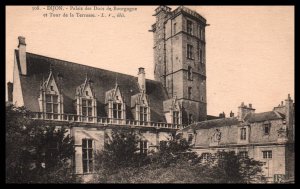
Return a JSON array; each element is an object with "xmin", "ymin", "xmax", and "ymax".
[
  {"xmin": 113, "ymin": 103, "xmax": 122, "ymax": 119},
  {"xmin": 262, "ymin": 151, "xmax": 272, "ymax": 159},
  {"xmin": 173, "ymin": 23, "xmax": 177, "ymax": 34},
  {"xmin": 82, "ymin": 139, "xmax": 93, "ymax": 173},
  {"xmin": 140, "ymin": 140, "xmax": 148, "ymax": 154},
  {"xmin": 188, "ymin": 66, "xmax": 193, "ymax": 80},
  {"xmin": 45, "ymin": 94, "xmax": 59, "ymax": 119},
  {"xmin": 173, "ymin": 111, "xmax": 179, "ymax": 124},
  {"xmin": 263, "ymin": 123, "xmax": 271, "ymax": 135},
  {"xmin": 240, "ymin": 128, "xmax": 247, "ymax": 140},
  {"xmin": 187, "ymin": 20, "xmax": 193, "ymax": 35},
  {"xmin": 187, "ymin": 44, "xmax": 193, "ymax": 59},
  {"xmin": 188, "ymin": 87, "xmax": 192, "ymax": 99},
  {"xmin": 140, "ymin": 106, "xmax": 148, "ymax": 122},
  {"xmin": 188, "ymin": 114, "xmax": 193, "ymax": 124},
  {"xmin": 200, "ymin": 49, "xmax": 203, "ymax": 63},
  {"xmin": 188, "ymin": 134, "xmax": 193, "ymax": 144},
  {"xmin": 82, "ymin": 99, "xmax": 93, "ymax": 121}
]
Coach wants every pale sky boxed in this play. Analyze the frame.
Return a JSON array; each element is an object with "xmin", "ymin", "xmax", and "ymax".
[{"xmin": 6, "ymin": 6, "xmax": 294, "ymax": 116}]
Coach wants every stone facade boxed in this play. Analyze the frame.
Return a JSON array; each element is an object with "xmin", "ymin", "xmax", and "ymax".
[
  {"xmin": 179, "ymin": 97, "xmax": 294, "ymax": 183},
  {"xmin": 150, "ymin": 6, "xmax": 207, "ymax": 123}
]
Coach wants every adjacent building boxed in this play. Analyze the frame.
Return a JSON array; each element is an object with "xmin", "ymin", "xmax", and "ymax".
[{"xmin": 179, "ymin": 98, "xmax": 294, "ymax": 183}]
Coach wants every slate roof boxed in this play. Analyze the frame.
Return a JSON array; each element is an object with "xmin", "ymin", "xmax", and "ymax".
[
  {"xmin": 181, "ymin": 111, "xmax": 285, "ymax": 132},
  {"xmin": 16, "ymin": 50, "xmax": 169, "ymax": 122},
  {"xmin": 181, "ymin": 117, "xmax": 240, "ymax": 132},
  {"xmin": 244, "ymin": 111, "xmax": 285, "ymax": 123}
]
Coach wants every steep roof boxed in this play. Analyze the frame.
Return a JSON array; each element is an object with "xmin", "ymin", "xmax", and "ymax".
[{"xmin": 16, "ymin": 50, "xmax": 169, "ymax": 122}]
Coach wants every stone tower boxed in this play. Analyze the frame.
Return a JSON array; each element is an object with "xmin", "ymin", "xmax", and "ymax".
[{"xmin": 150, "ymin": 6, "xmax": 207, "ymax": 123}]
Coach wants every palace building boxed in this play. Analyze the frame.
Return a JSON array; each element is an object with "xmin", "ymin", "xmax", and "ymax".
[
  {"xmin": 7, "ymin": 6, "xmax": 294, "ymax": 183},
  {"xmin": 8, "ymin": 6, "xmax": 208, "ymax": 177}
]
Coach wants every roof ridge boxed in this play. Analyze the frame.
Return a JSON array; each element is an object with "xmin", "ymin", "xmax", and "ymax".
[{"xmin": 18, "ymin": 50, "xmax": 160, "ymax": 83}]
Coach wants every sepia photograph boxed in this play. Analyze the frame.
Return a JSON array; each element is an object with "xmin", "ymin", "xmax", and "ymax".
[{"xmin": 5, "ymin": 5, "xmax": 294, "ymax": 183}]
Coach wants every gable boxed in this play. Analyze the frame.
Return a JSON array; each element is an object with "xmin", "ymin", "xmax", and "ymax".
[{"xmin": 17, "ymin": 51, "xmax": 169, "ymax": 122}]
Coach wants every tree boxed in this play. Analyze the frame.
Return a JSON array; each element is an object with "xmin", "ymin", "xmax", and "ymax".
[
  {"xmin": 203, "ymin": 151, "xmax": 266, "ymax": 183},
  {"xmin": 95, "ymin": 129, "xmax": 148, "ymax": 172},
  {"xmin": 6, "ymin": 105, "xmax": 77, "ymax": 183}
]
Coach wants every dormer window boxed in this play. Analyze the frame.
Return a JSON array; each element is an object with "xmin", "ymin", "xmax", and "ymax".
[
  {"xmin": 173, "ymin": 111, "xmax": 179, "ymax": 124},
  {"xmin": 113, "ymin": 103, "xmax": 122, "ymax": 119},
  {"xmin": 39, "ymin": 69, "xmax": 64, "ymax": 120},
  {"xmin": 75, "ymin": 76, "xmax": 97, "ymax": 122},
  {"xmin": 105, "ymin": 84, "xmax": 126, "ymax": 121},
  {"xmin": 140, "ymin": 106, "xmax": 148, "ymax": 122}
]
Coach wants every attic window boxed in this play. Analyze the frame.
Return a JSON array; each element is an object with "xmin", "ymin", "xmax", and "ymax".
[
  {"xmin": 116, "ymin": 96, "xmax": 119, "ymax": 100},
  {"xmin": 50, "ymin": 86, "xmax": 54, "ymax": 91}
]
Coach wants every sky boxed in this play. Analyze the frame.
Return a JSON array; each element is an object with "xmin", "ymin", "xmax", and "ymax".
[{"xmin": 6, "ymin": 6, "xmax": 294, "ymax": 116}]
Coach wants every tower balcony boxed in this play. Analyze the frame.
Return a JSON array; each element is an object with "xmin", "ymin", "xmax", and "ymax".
[{"xmin": 29, "ymin": 112, "xmax": 185, "ymax": 130}]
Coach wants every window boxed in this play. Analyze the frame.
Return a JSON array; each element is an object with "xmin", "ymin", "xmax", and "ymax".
[
  {"xmin": 262, "ymin": 150, "xmax": 272, "ymax": 159},
  {"xmin": 187, "ymin": 44, "xmax": 193, "ymax": 59},
  {"xmin": 188, "ymin": 66, "xmax": 193, "ymax": 80},
  {"xmin": 187, "ymin": 20, "xmax": 193, "ymax": 35},
  {"xmin": 200, "ymin": 27, "xmax": 204, "ymax": 40},
  {"xmin": 173, "ymin": 111, "xmax": 179, "ymax": 124},
  {"xmin": 113, "ymin": 103, "xmax": 122, "ymax": 119},
  {"xmin": 200, "ymin": 49, "xmax": 203, "ymax": 63},
  {"xmin": 239, "ymin": 151, "xmax": 248, "ymax": 158},
  {"xmin": 82, "ymin": 139, "xmax": 93, "ymax": 173},
  {"xmin": 201, "ymin": 153, "xmax": 210, "ymax": 163},
  {"xmin": 188, "ymin": 87, "xmax": 192, "ymax": 99},
  {"xmin": 140, "ymin": 106, "xmax": 148, "ymax": 122},
  {"xmin": 264, "ymin": 123, "xmax": 271, "ymax": 135},
  {"xmin": 50, "ymin": 86, "xmax": 54, "ymax": 91},
  {"xmin": 140, "ymin": 140, "xmax": 148, "ymax": 154},
  {"xmin": 82, "ymin": 99, "xmax": 93, "ymax": 121},
  {"xmin": 86, "ymin": 91, "xmax": 88, "ymax": 96},
  {"xmin": 188, "ymin": 114, "xmax": 193, "ymax": 124},
  {"xmin": 173, "ymin": 23, "xmax": 177, "ymax": 34},
  {"xmin": 188, "ymin": 134, "xmax": 193, "ymax": 143},
  {"xmin": 240, "ymin": 128, "xmax": 247, "ymax": 140},
  {"xmin": 45, "ymin": 94, "xmax": 59, "ymax": 119}
]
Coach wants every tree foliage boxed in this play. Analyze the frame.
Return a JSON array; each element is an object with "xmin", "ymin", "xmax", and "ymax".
[
  {"xmin": 92, "ymin": 130, "xmax": 266, "ymax": 183},
  {"xmin": 6, "ymin": 105, "xmax": 78, "ymax": 183}
]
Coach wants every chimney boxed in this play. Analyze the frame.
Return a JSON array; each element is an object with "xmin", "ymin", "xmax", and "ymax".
[
  {"xmin": 285, "ymin": 94, "xmax": 294, "ymax": 139},
  {"xmin": 138, "ymin": 67, "xmax": 146, "ymax": 93},
  {"xmin": 219, "ymin": 112, "xmax": 225, "ymax": 118},
  {"xmin": 18, "ymin": 36, "xmax": 27, "ymax": 75},
  {"xmin": 7, "ymin": 82, "xmax": 13, "ymax": 103},
  {"xmin": 230, "ymin": 111, "xmax": 234, "ymax": 117},
  {"xmin": 238, "ymin": 102, "xmax": 255, "ymax": 121}
]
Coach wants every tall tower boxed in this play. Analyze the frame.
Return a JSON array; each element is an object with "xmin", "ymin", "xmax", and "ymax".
[{"xmin": 150, "ymin": 6, "xmax": 207, "ymax": 123}]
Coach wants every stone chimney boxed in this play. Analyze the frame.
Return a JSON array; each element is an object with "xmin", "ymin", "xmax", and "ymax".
[
  {"xmin": 230, "ymin": 111, "xmax": 234, "ymax": 117},
  {"xmin": 18, "ymin": 36, "xmax": 27, "ymax": 75},
  {"xmin": 273, "ymin": 100, "xmax": 286, "ymax": 114},
  {"xmin": 237, "ymin": 102, "xmax": 255, "ymax": 121},
  {"xmin": 219, "ymin": 112, "xmax": 225, "ymax": 118},
  {"xmin": 138, "ymin": 67, "xmax": 146, "ymax": 93},
  {"xmin": 285, "ymin": 94, "xmax": 294, "ymax": 140},
  {"xmin": 7, "ymin": 82, "xmax": 13, "ymax": 103}
]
